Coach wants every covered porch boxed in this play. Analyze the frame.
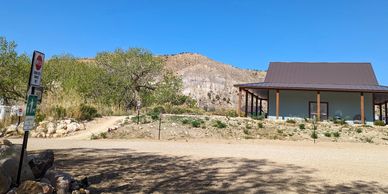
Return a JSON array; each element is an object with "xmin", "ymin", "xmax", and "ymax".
[{"xmin": 235, "ymin": 84, "xmax": 388, "ymax": 124}]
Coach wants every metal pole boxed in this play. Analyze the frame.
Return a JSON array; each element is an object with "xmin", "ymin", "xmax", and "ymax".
[
  {"xmin": 16, "ymin": 131, "xmax": 29, "ymax": 185},
  {"xmin": 158, "ymin": 113, "xmax": 162, "ymax": 140},
  {"xmin": 137, "ymin": 108, "xmax": 140, "ymax": 125}
]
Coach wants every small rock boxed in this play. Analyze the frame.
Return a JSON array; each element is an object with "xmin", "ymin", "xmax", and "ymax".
[
  {"xmin": 0, "ymin": 139, "xmax": 13, "ymax": 146},
  {"xmin": 6, "ymin": 125, "xmax": 17, "ymax": 134},
  {"xmin": 15, "ymin": 180, "xmax": 54, "ymax": 194}
]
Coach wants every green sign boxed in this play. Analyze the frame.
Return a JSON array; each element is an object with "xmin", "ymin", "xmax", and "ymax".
[{"xmin": 26, "ymin": 95, "xmax": 38, "ymax": 116}]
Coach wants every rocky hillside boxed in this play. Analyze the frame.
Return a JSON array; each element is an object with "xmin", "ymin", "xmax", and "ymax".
[{"xmin": 161, "ymin": 53, "xmax": 266, "ymax": 110}]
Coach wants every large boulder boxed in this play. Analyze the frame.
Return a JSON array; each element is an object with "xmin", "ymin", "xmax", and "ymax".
[
  {"xmin": 28, "ymin": 150, "xmax": 54, "ymax": 179},
  {"xmin": 67, "ymin": 123, "xmax": 80, "ymax": 132},
  {"xmin": 0, "ymin": 139, "xmax": 35, "ymax": 192},
  {"xmin": 0, "ymin": 172, "xmax": 11, "ymax": 194},
  {"xmin": 9, "ymin": 180, "xmax": 54, "ymax": 194}
]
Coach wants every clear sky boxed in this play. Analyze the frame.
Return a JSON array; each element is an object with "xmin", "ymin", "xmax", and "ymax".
[{"xmin": 1, "ymin": 0, "xmax": 388, "ymax": 84}]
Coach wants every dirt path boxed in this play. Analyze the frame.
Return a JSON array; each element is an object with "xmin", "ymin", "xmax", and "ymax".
[
  {"xmin": 61, "ymin": 116, "xmax": 126, "ymax": 140},
  {"xmin": 11, "ymin": 138, "xmax": 388, "ymax": 193}
]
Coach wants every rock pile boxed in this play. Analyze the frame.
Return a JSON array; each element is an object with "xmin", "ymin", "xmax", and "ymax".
[
  {"xmin": 0, "ymin": 138, "xmax": 90, "ymax": 194},
  {"xmin": 0, "ymin": 119, "xmax": 86, "ymax": 138}
]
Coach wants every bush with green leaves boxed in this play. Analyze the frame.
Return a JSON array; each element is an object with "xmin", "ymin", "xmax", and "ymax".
[
  {"xmin": 182, "ymin": 118, "xmax": 190, "ymax": 125},
  {"xmin": 334, "ymin": 118, "xmax": 347, "ymax": 125},
  {"xmin": 52, "ymin": 106, "xmax": 67, "ymax": 120},
  {"xmin": 79, "ymin": 104, "xmax": 99, "ymax": 121},
  {"xmin": 286, "ymin": 119, "xmax": 296, "ymax": 124},
  {"xmin": 311, "ymin": 131, "xmax": 318, "ymax": 139},
  {"xmin": 332, "ymin": 131, "xmax": 340, "ymax": 138},
  {"xmin": 258, "ymin": 123, "xmax": 264, "ymax": 128},
  {"xmin": 243, "ymin": 128, "xmax": 250, "ymax": 135},
  {"xmin": 251, "ymin": 114, "xmax": 265, "ymax": 121},
  {"xmin": 191, "ymin": 119, "xmax": 204, "ymax": 128},
  {"xmin": 324, "ymin": 131, "xmax": 331, "ymax": 137},
  {"xmin": 213, "ymin": 120, "xmax": 227, "ymax": 128},
  {"xmin": 374, "ymin": 120, "xmax": 386, "ymax": 126},
  {"xmin": 299, "ymin": 124, "xmax": 305, "ymax": 130}
]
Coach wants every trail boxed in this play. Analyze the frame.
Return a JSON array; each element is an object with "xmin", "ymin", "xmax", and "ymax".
[{"xmin": 61, "ymin": 116, "xmax": 126, "ymax": 140}]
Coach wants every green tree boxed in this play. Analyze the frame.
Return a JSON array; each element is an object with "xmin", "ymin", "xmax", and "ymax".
[
  {"xmin": 95, "ymin": 48, "xmax": 165, "ymax": 109},
  {"xmin": 0, "ymin": 37, "xmax": 30, "ymax": 104}
]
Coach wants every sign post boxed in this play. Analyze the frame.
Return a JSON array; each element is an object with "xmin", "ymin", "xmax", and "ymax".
[{"xmin": 16, "ymin": 51, "xmax": 45, "ymax": 186}]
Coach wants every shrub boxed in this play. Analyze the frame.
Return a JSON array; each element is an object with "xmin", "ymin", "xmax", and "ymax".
[
  {"xmin": 35, "ymin": 109, "xmax": 46, "ymax": 123},
  {"xmin": 213, "ymin": 120, "xmax": 227, "ymax": 128},
  {"xmin": 191, "ymin": 119, "xmax": 203, "ymax": 128},
  {"xmin": 245, "ymin": 124, "xmax": 252, "ymax": 129},
  {"xmin": 90, "ymin": 133, "xmax": 98, "ymax": 140},
  {"xmin": 324, "ymin": 131, "xmax": 331, "ymax": 137},
  {"xmin": 286, "ymin": 119, "xmax": 296, "ymax": 124},
  {"xmin": 258, "ymin": 123, "xmax": 264, "ymax": 128},
  {"xmin": 131, "ymin": 115, "xmax": 147, "ymax": 124},
  {"xmin": 356, "ymin": 128, "xmax": 362, "ymax": 133},
  {"xmin": 100, "ymin": 132, "xmax": 108, "ymax": 139},
  {"xmin": 311, "ymin": 131, "xmax": 318, "ymax": 139},
  {"xmin": 182, "ymin": 118, "xmax": 190, "ymax": 125},
  {"xmin": 243, "ymin": 128, "xmax": 250, "ymax": 135},
  {"xmin": 364, "ymin": 137, "xmax": 374, "ymax": 143},
  {"xmin": 52, "ymin": 106, "xmax": 67, "ymax": 120},
  {"xmin": 334, "ymin": 118, "xmax": 347, "ymax": 125},
  {"xmin": 226, "ymin": 110, "xmax": 238, "ymax": 117},
  {"xmin": 205, "ymin": 116, "xmax": 210, "ymax": 121},
  {"xmin": 374, "ymin": 120, "xmax": 386, "ymax": 126},
  {"xmin": 332, "ymin": 131, "xmax": 340, "ymax": 138},
  {"xmin": 252, "ymin": 114, "xmax": 265, "ymax": 121},
  {"xmin": 79, "ymin": 104, "xmax": 99, "ymax": 121},
  {"xmin": 147, "ymin": 111, "xmax": 160, "ymax": 120},
  {"xmin": 299, "ymin": 124, "xmax": 305, "ymax": 130}
]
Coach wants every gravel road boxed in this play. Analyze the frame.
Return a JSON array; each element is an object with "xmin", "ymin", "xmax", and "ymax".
[{"xmin": 10, "ymin": 138, "xmax": 388, "ymax": 193}]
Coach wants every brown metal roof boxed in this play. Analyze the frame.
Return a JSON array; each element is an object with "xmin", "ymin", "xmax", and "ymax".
[
  {"xmin": 234, "ymin": 82, "xmax": 388, "ymax": 93},
  {"xmin": 265, "ymin": 62, "xmax": 378, "ymax": 85},
  {"xmin": 235, "ymin": 62, "xmax": 388, "ymax": 93}
]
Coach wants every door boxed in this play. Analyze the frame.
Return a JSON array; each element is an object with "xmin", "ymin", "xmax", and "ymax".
[{"xmin": 309, "ymin": 102, "xmax": 328, "ymax": 120}]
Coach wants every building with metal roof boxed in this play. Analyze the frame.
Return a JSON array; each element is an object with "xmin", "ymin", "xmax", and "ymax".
[{"xmin": 235, "ymin": 62, "xmax": 388, "ymax": 124}]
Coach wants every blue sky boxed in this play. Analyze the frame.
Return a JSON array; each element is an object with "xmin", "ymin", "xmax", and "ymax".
[{"xmin": 1, "ymin": 0, "xmax": 388, "ymax": 84}]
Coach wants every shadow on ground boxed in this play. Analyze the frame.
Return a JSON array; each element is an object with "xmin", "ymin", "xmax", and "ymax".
[{"xmin": 49, "ymin": 148, "xmax": 388, "ymax": 194}]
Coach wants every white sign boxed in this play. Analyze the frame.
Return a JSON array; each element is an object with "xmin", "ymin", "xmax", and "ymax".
[
  {"xmin": 30, "ymin": 51, "xmax": 45, "ymax": 86},
  {"xmin": 17, "ymin": 107, "xmax": 23, "ymax": 117},
  {"xmin": 23, "ymin": 116, "xmax": 35, "ymax": 131}
]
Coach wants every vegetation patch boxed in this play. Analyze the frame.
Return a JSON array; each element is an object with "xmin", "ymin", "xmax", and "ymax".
[{"xmin": 213, "ymin": 120, "xmax": 227, "ymax": 128}]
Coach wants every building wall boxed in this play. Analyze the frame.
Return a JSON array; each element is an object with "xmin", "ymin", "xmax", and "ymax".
[{"xmin": 268, "ymin": 90, "xmax": 373, "ymax": 121}]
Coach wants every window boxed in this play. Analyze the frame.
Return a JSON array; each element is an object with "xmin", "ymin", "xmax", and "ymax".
[{"xmin": 309, "ymin": 102, "xmax": 329, "ymax": 120}]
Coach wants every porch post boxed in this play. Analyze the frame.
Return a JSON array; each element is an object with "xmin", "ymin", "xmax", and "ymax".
[
  {"xmin": 276, "ymin": 89, "xmax": 280, "ymax": 119},
  {"xmin": 385, "ymin": 101, "xmax": 387, "ymax": 124},
  {"xmin": 379, "ymin": 104, "xmax": 383, "ymax": 121},
  {"xmin": 317, "ymin": 91, "xmax": 321, "ymax": 121},
  {"xmin": 250, "ymin": 92, "xmax": 254, "ymax": 116},
  {"xmin": 255, "ymin": 97, "xmax": 258, "ymax": 116},
  {"xmin": 260, "ymin": 99, "xmax": 263, "ymax": 115},
  {"xmin": 237, "ymin": 88, "xmax": 242, "ymax": 117},
  {"xmin": 245, "ymin": 90, "xmax": 248, "ymax": 117},
  {"xmin": 361, "ymin": 92, "xmax": 365, "ymax": 124}
]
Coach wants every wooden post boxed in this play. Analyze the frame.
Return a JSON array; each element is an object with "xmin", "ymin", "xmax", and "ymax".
[
  {"xmin": 245, "ymin": 90, "xmax": 248, "ymax": 117},
  {"xmin": 255, "ymin": 97, "xmax": 258, "ymax": 116},
  {"xmin": 317, "ymin": 91, "xmax": 321, "ymax": 121},
  {"xmin": 250, "ymin": 92, "xmax": 254, "ymax": 117},
  {"xmin": 385, "ymin": 101, "xmax": 387, "ymax": 124},
  {"xmin": 276, "ymin": 90, "xmax": 280, "ymax": 119},
  {"xmin": 361, "ymin": 92, "xmax": 365, "ymax": 124},
  {"xmin": 237, "ymin": 88, "xmax": 242, "ymax": 117},
  {"xmin": 379, "ymin": 104, "xmax": 383, "ymax": 121},
  {"xmin": 260, "ymin": 99, "xmax": 263, "ymax": 115}
]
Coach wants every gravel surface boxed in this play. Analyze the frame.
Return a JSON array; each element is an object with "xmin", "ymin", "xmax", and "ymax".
[{"xmin": 10, "ymin": 138, "xmax": 388, "ymax": 193}]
